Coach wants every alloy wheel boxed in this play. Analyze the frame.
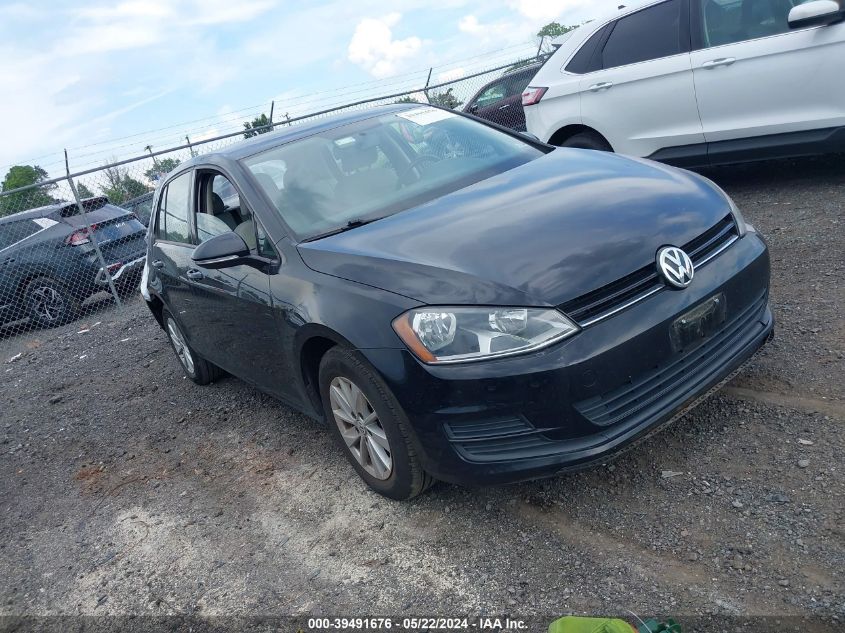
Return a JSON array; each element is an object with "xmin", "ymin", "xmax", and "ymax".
[
  {"xmin": 329, "ymin": 376, "xmax": 393, "ymax": 480},
  {"xmin": 30, "ymin": 286, "xmax": 66, "ymax": 323},
  {"xmin": 167, "ymin": 318, "xmax": 195, "ymax": 375}
]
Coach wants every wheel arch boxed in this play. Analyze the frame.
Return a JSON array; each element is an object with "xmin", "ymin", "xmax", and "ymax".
[
  {"xmin": 548, "ymin": 124, "xmax": 613, "ymax": 150},
  {"xmin": 297, "ymin": 325, "xmax": 356, "ymax": 420}
]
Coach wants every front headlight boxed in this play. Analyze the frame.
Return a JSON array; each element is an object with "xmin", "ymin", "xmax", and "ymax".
[
  {"xmin": 701, "ymin": 176, "xmax": 747, "ymax": 237},
  {"xmin": 392, "ymin": 307, "xmax": 579, "ymax": 364}
]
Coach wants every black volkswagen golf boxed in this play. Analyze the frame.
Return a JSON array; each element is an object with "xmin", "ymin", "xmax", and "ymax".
[{"xmin": 143, "ymin": 104, "xmax": 772, "ymax": 500}]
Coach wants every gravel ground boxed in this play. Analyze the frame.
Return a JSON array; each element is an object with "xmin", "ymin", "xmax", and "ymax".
[{"xmin": 1, "ymin": 156, "xmax": 843, "ymax": 631}]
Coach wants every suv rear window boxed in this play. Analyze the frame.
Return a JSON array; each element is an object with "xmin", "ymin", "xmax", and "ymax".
[
  {"xmin": 0, "ymin": 219, "xmax": 44, "ymax": 251},
  {"xmin": 602, "ymin": 0, "xmax": 683, "ymax": 69}
]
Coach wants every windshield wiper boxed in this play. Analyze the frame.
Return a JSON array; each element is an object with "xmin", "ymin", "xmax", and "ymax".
[{"xmin": 302, "ymin": 217, "xmax": 386, "ymax": 242}]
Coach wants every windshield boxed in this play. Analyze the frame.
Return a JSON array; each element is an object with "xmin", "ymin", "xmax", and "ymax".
[{"xmin": 242, "ymin": 107, "xmax": 545, "ymax": 241}]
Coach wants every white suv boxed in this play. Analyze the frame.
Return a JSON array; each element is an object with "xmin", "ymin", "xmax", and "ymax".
[{"xmin": 523, "ymin": 0, "xmax": 845, "ymax": 167}]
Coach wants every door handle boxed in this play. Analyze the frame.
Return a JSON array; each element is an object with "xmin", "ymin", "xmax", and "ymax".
[
  {"xmin": 186, "ymin": 269, "xmax": 204, "ymax": 280},
  {"xmin": 151, "ymin": 260, "xmax": 164, "ymax": 269},
  {"xmin": 589, "ymin": 82, "xmax": 613, "ymax": 92},
  {"xmin": 498, "ymin": 104, "xmax": 511, "ymax": 110},
  {"xmin": 701, "ymin": 57, "xmax": 736, "ymax": 69}
]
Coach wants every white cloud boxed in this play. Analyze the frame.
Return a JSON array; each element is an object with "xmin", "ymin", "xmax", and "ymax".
[
  {"xmin": 458, "ymin": 15, "xmax": 482, "ymax": 34},
  {"xmin": 509, "ymin": 0, "xmax": 591, "ymax": 22},
  {"xmin": 347, "ymin": 13, "xmax": 424, "ymax": 78}
]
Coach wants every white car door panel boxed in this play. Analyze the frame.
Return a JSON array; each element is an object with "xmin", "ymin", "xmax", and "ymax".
[
  {"xmin": 691, "ymin": 1, "xmax": 845, "ymax": 142},
  {"xmin": 579, "ymin": 54, "xmax": 705, "ymax": 156},
  {"xmin": 578, "ymin": 0, "xmax": 705, "ymax": 157}
]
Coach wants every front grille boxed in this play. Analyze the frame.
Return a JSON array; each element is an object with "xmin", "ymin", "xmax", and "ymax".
[
  {"xmin": 560, "ymin": 215, "xmax": 738, "ymax": 326},
  {"xmin": 574, "ymin": 291, "xmax": 767, "ymax": 428}
]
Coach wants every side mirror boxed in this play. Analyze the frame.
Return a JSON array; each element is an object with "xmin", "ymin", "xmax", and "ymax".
[
  {"xmin": 469, "ymin": 104, "xmax": 479, "ymax": 113},
  {"xmin": 191, "ymin": 232, "xmax": 249, "ymax": 269},
  {"xmin": 788, "ymin": 0, "xmax": 842, "ymax": 28}
]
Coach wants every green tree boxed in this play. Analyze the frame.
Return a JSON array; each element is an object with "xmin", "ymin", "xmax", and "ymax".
[
  {"xmin": 243, "ymin": 113, "xmax": 272, "ymax": 139},
  {"xmin": 394, "ymin": 96, "xmax": 419, "ymax": 104},
  {"xmin": 144, "ymin": 157, "xmax": 181, "ymax": 182},
  {"xmin": 0, "ymin": 165, "xmax": 59, "ymax": 217},
  {"xmin": 76, "ymin": 183, "xmax": 95, "ymax": 199},
  {"xmin": 101, "ymin": 164, "xmax": 150, "ymax": 205},
  {"xmin": 428, "ymin": 88, "xmax": 463, "ymax": 110},
  {"xmin": 536, "ymin": 22, "xmax": 579, "ymax": 53}
]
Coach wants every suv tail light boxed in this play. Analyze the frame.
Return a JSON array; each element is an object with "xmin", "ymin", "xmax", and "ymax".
[
  {"xmin": 65, "ymin": 224, "xmax": 99, "ymax": 246},
  {"xmin": 522, "ymin": 86, "xmax": 548, "ymax": 106}
]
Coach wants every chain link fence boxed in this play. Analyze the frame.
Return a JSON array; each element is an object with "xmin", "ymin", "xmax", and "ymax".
[{"xmin": 0, "ymin": 54, "xmax": 547, "ymax": 340}]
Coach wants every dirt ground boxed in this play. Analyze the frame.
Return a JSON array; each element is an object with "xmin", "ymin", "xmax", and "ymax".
[{"xmin": 1, "ymin": 156, "xmax": 843, "ymax": 631}]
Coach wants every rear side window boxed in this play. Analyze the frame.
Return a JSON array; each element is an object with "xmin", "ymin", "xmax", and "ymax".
[
  {"xmin": 156, "ymin": 172, "xmax": 192, "ymax": 244},
  {"xmin": 0, "ymin": 219, "xmax": 45, "ymax": 251},
  {"xmin": 565, "ymin": 26, "xmax": 608, "ymax": 74},
  {"xmin": 602, "ymin": 0, "xmax": 683, "ymax": 69}
]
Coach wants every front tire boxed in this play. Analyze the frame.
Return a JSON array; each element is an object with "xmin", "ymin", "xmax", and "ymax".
[
  {"xmin": 561, "ymin": 131, "xmax": 613, "ymax": 152},
  {"xmin": 163, "ymin": 310, "xmax": 221, "ymax": 385},
  {"xmin": 318, "ymin": 347, "xmax": 434, "ymax": 500},
  {"xmin": 24, "ymin": 277, "xmax": 80, "ymax": 328}
]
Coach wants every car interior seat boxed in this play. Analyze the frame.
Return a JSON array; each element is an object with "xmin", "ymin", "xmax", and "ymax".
[
  {"xmin": 333, "ymin": 138, "xmax": 398, "ymax": 206},
  {"xmin": 210, "ymin": 192, "xmax": 238, "ymax": 229}
]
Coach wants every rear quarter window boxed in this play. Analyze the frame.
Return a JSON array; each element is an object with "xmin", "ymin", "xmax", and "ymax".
[{"xmin": 565, "ymin": 26, "xmax": 609, "ymax": 74}]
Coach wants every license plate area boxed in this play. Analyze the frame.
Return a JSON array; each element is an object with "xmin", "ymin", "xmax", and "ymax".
[{"xmin": 670, "ymin": 293, "xmax": 727, "ymax": 352}]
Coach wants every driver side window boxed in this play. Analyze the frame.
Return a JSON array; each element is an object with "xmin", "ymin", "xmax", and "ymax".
[{"xmin": 194, "ymin": 171, "xmax": 278, "ymax": 259}]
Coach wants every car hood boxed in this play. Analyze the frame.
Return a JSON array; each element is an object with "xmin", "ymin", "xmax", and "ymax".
[{"xmin": 297, "ymin": 149, "xmax": 731, "ymax": 307}]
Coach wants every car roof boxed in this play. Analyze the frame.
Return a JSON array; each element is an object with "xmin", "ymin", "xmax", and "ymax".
[
  {"xmin": 176, "ymin": 103, "xmax": 421, "ymax": 167},
  {"xmin": 0, "ymin": 197, "xmax": 127, "ymax": 224},
  {"xmin": 0, "ymin": 205, "xmax": 58, "ymax": 224}
]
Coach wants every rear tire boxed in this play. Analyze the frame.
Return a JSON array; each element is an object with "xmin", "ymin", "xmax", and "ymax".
[
  {"xmin": 318, "ymin": 346, "xmax": 435, "ymax": 500},
  {"xmin": 24, "ymin": 277, "xmax": 80, "ymax": 328},
  {"xmin": 163, "ymin": 310, "xmax": 221, "ymax": 385},
  {"xmin": 561, "ymin": 131, "xmax": 613, "ymax": 152}
]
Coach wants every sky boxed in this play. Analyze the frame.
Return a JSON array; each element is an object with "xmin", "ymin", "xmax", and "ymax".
[{"xmin": 0, "ymin": 0, "xmax": 614, "ymax": 180}]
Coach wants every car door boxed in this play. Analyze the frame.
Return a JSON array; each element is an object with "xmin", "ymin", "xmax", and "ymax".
[
  {"xmin": 149, "ymin": 171, "xmax": 198, "ymax": 337},
  {"xmin": 467, "ymin": 79, "xmax": 510, "ymax": 126},
  {"xmin": 495, "ymin": 69, "xmax": 536, "ymax": 131},
  {"xmin": 578, "ymin": 0, "xmax": 707, "ymax": 158},
  {"xmin": 689, "ymin": 0, "xmax": 845, "ymax": 152},
  {"xmin": 185, "ymin": 170, "xmax": 295, "ymax": 400}
]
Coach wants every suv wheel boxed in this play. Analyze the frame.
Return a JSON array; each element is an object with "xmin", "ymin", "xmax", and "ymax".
[
  {"xmin": 25, "ymin": 277, "xmax": 79, "ymax": 328},
  {"xmin": 318, "ymin": 347, "xmax": 435, "ymax": 500},
  {"xmin": 163, "ymin": 310, "xmax": 221, "ymax": 385},
  {"xmin": 562, "ymin": 132, "xmax": 613, "ymax": 152}
]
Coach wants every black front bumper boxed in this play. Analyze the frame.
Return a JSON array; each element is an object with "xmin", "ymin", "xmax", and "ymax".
[{"xmin": 361, "ymin": 230, "xmax": 773, "ymax": 487}]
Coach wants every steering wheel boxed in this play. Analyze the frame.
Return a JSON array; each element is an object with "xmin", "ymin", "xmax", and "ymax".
[{"xmin": 396, "ymin": 154, "xmax": 441, "ymax": 187}]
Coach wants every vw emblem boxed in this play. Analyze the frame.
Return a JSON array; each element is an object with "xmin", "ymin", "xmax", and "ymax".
[{"xmin": 657, "ymin": 246, "xmax": 694, "ymax": 288}]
